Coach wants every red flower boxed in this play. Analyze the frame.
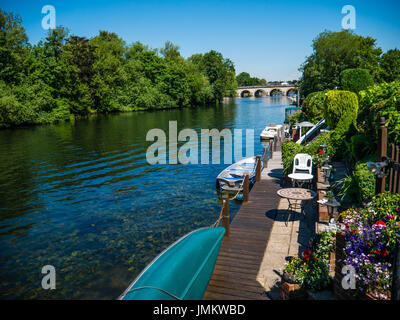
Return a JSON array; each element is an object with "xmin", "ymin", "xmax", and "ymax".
[
  {"xmin": 383, "ymin": 250, "xmax": 388, "ymax": 257},
  {"xmin": 319, "ymin": 149, "xmax": 325, "ymax": 154},
  {"xmin": 375, "ymin": 220, "xmax": 386, "ymax": 226},
  {"xmin": 303, "ymin": 250, "xmax": 311, "ymax": 260}
]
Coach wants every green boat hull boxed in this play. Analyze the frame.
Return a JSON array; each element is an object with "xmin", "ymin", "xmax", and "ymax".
[{"xmin": 119, "ymin": 226, "xmax": 225, "ymax": 300}]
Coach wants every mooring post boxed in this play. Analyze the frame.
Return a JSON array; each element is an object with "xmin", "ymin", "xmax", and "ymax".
[
  {"xmin": 269, "ymin": 140, "xmax": 273, "ymax": 159},
  {"xmin": 221, "ymin": 194, "xmax": 230, "ymax": 237},
  {"xmin": 263, "ymin": 147, "xmax": 268, "ymax": 168},
  {"xmin": 256, "ymin": 155, "xmax": 262, "ymax": 182},
  {"xmin": 376, "ymin": 117, "xmax": 387, "ymax": 194},
  {"xmin": 243, "ymin": 174, "xmax": 249, "ymax": 202}
]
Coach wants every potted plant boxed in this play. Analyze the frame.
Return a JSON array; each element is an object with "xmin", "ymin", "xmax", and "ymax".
[{"xmin": 281, "ymin": 257, "xmax": 307, "ymax": 300}]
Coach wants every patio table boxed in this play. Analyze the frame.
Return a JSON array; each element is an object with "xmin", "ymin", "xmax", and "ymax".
[
  {"xmin": 276, "ymin": 187, "xmax": 317, "ymax": 225},
  {"xmin": 288, "ymin": 173, "xmax": 314, "ymax": 188}
]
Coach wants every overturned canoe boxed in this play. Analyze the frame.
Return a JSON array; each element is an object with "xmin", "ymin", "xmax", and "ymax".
[{"xmin": 119, "ymin": 226, "xmax": 225, "ymax": 300}]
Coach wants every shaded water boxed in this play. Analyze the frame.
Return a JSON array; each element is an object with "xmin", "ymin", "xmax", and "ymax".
[{"xmin": 0, "ymin": 96, "xmax": 290, "ymax": 299}]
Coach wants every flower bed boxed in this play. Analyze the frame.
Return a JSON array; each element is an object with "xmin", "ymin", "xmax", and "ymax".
[{"xmin": 336, "ymin": 192, "xmax": 400, "ymax": 299}]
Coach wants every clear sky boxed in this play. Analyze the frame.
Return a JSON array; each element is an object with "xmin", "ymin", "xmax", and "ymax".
[{"xmin": 1, "ymin": 0, "xmax": 400, "ymax": 81}]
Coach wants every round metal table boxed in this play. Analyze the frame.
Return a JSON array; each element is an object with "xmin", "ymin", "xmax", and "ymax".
[
  {"xmin": 277, "ymin": 188, "xmax": 317, "ymax": 224},
  {"xmin": 288, "ymin": 173, "xmax": 314, "ymax": 188}
]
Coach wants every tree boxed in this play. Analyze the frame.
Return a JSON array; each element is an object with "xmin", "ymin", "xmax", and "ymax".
[
  {"xmin": 0, "ymin": 8, "xmax": 240, "ymax": 128},
  {"xmin": 300, "ymin": 30, "xmax": 382, "ymax": 97},
  {"xmin": 381, "ymin": 49, "xmax": 400, "ymax": 82},
  {"xmin": 0, "ymin": 9, "xmax": 28, "ymax": 84},
  {"xmin": 236, "ymin": 72, "xmax": 266, "ymax": 86},
  {"xmin": 90, "ymin": 31, "xmax": 126, "ymax": 112},
  {"xmin": 340, "ymin": 68, "xmax": 374, "ymax": 94},
  {"xmin": 189, "ymin": 50, "xmax": 237, "ymax": 101}
]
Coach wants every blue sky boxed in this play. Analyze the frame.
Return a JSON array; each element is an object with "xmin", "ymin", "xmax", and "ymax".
[{"xmin": 1, "ymin": 0, "xmax": 400, "ymax": 80}]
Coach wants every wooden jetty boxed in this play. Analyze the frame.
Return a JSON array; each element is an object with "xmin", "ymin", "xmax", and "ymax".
[{"xmin": 204, "ymin": 133, "xmax": 284, "ymax": 300}]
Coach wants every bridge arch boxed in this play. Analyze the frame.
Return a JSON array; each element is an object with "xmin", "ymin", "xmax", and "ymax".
[
  {"xmin": 239, "ymin": 90, "xmax": 252, "ymax": 97},
  {"xmin": 286, "ymin": 88, "xmax": 297, "ymax": 96},
  {"xmin": 254, "ymin": 89, "xmax": 267, "ymax": 97},
  {"xmin": 236, "ymin": 85, "xmax": 297, "ymax": 98},
  {"xmin": 270, "ymin": 88, "xmax": 283, "ymax": 96}
]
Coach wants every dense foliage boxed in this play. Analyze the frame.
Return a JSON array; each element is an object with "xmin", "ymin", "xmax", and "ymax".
[
  {"xmin": 0, "ymin": 9, "xmax": 237, "ymax": 128},
  {"xmin": 358, "ymin": 81, "xmax": 400, "ymax": 145},
  {"xmin": 340, "ymin": 68, "xmax": 374, "ymax": 94},
  {"xmin": 381, "ymin": 49, "xmax": 400, "ymax": 83},
  {"xmin": 301, "ymin": 90, "xmax": 326, "ymax": 124},
  {"xmin": 236, "ymin": 72, "xmax": 266, "ymax": 86},
  {"xmin": 334, "ymin": 161, "xmax": 376, "ymax": 206},
  {"xmin": 299, "ymin": 30, "xmax": 386, "ymax": 97}
]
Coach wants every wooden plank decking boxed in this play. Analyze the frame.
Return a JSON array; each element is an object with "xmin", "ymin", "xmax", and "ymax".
[{"xmin": 203, "ymin": 152, "xmax": 283, "ymax": 300}]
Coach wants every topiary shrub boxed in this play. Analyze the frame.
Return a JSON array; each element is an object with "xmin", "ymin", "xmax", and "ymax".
[
  {"xmin": 301, "ymin": 90, "xmax": 327, "ymax": 123},
  {"xmin": 323, "ymin": 90, "xmax": 359, "ymax": 159},
  {"xmin": 340, "ymin": 68, "xmax": 374, "ymax": 94},
  {"xmin": 323, "ymin": 90, "xmax": 358, "ymax": 131}
]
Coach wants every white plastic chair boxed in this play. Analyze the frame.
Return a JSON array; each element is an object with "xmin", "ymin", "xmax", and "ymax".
[
  {"xmin": 292, "ymin": 153, "xmax": 312, "ymax": 174},
  {"xmin": 290, "ymin": 153, "xmax": 313, "ymax": 187}
]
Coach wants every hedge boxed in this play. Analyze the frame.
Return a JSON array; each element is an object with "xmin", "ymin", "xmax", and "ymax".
[
  {"xmin": 323, "ymin": 90, "xmax": 358, "ymax": 132},
  {"xmin": 282, "ymin": 133, "xmax": 330, "ymax": 175},
  {"xmin": 301, "ymin": 90, "xmax": 327, "ymax": 124}
]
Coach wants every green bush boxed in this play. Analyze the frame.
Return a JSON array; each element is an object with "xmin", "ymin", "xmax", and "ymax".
[
  {"xmin": 334, "ymin": 161, "xmax": 375, "ymax": 205},
  {"xmin": 0, "ymin": 93, "xmax": 36, "ymax": 127},
  {"xmin": 340, "ymin": 68, "xmax": 374, "ymax": 94},
  {"xmin": 302, "ymin": 91, "xmax": 326, "ymax": 123},
  {"xmin": 323, "ymin": 90, "xmax": 359, "ymax": 158},
  {"xmin": 281, "ymin": 133, "xmax": 331, "ymax": 175},
  {"xmin": 358, "ymin": 81, "xmax": 400, "ymax": 145},
  {"xmin": 347, "ymin": 133, "xmax": 374, "ymax": 164},
  {"xmin": 353, "ymin": 162, "xmax": 376, "ymax": 203},
  {"xmin": 288, "ymin": 109, "xmax": 306, "ymax": 127},
  {"xmin": 323, "ymin": 90, "xmax": 358, "ymax": 131}
]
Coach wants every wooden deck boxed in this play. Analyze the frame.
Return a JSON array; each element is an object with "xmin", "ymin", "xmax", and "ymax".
[{"xmin": 203, "ymin": 152, "xmax": 283, "ymax": 300}]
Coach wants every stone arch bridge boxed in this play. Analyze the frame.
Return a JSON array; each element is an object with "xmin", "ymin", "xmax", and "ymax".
[{"xmin": 237, "ymin": 85, "xmax": 298, "ymax": 97}]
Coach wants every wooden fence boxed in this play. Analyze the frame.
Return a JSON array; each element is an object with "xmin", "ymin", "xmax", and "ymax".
[
  {"xmin": 376, "ymin": 117, "xmax": 400, "ymax": 300},
  {"xmin": 376, "ymin": 117, "xmax": 400, "ymax": 194}
]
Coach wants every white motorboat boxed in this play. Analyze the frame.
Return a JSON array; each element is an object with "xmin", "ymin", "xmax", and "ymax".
[
  {"xmin": 216, "ymin": 156, "xmax": 262, "ymax": 192},
  {"xmin": 260, "ymin": 124, "xmax": 282, "ymax": 140}
]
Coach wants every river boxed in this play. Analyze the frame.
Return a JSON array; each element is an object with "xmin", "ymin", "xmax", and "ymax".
[{"xmin": 0, "ymin": 96, "xmax": 290, "ymax": 299}]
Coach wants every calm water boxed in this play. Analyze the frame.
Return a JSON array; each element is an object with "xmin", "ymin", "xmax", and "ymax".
[{"xmin": 0, "ymin": 96, "xmax": 289, "ymax": 299}]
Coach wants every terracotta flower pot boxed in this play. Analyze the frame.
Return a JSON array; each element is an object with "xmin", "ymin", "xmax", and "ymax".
[{"xmin": 280, "ymin": 276, "xmax": 307, "ymax": 300}]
